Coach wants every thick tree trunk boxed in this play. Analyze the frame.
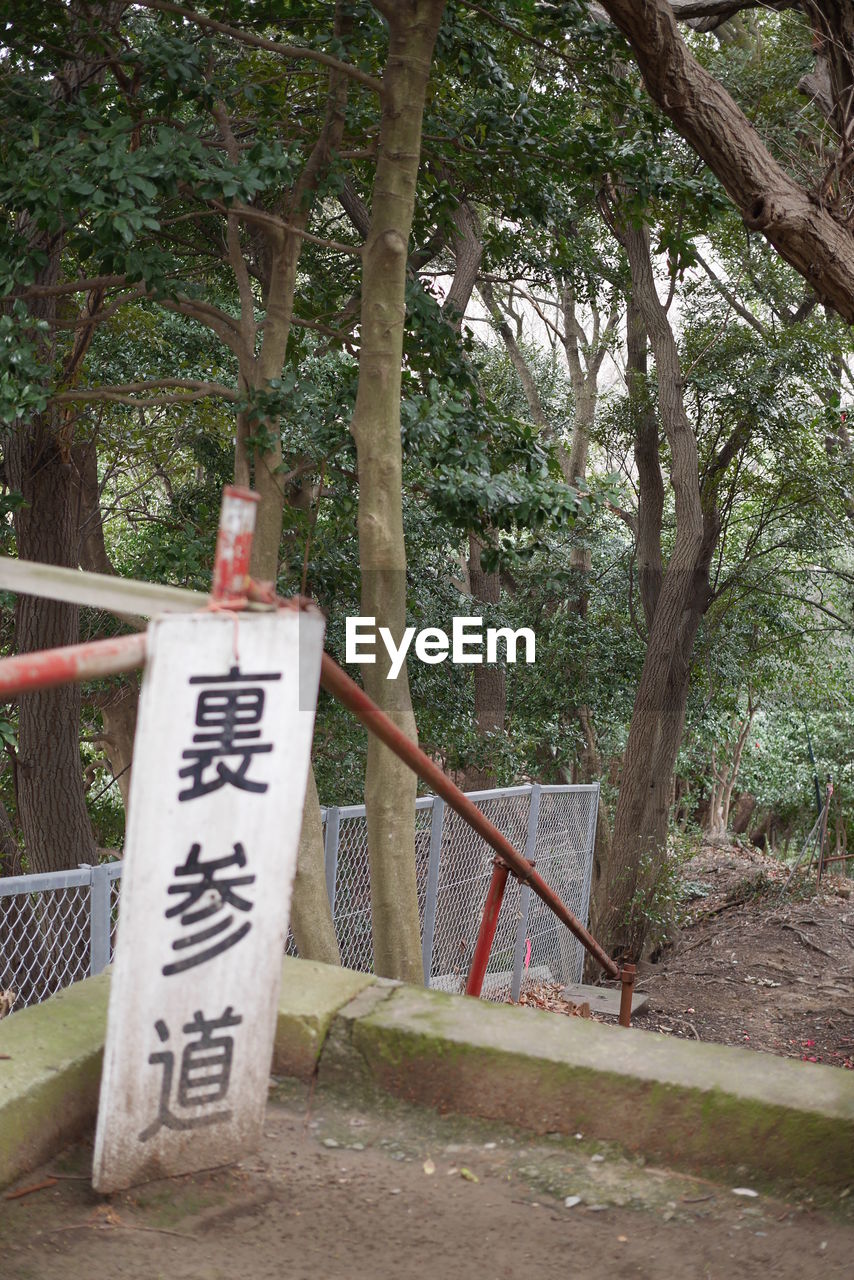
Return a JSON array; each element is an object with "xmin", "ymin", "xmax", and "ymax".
[
  {"xmin": 597, "ymin": 0, "xmax": 854, "ymax": 323},
  {"xmin": 7, "ymin": 448, "xmax": 97, "ymax": 872},
  {"xmin": 350, "ymin": 0, "xmax": 446, "ymax": 983},
  {"xmin": 1, "ymin": 4, "xmax": 128, "ymax": 875}
]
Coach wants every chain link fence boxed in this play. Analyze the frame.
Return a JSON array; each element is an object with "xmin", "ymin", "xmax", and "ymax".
[
  {"xmin": 0, "ymin": 863, "xmax": 122, "ymax": 1011},
  {"xmin": 0, "ymin": 783, "xmax": 597, "ymax": 1015}
]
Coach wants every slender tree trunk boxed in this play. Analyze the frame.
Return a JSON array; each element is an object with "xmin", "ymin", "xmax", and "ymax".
[
  {"xmin": 71, "ymin": 437, "xmax": 141, "ymax": 816},
  {"xmin": 350, "ymin": 0, "xmax": 446, "ymax": 982},
  {"xmin": 217, "ymin": 24, "xmax": 351, "ymax": 965},
  {"xmin": 705, "ymin": 704, "xmax": 756, "ymax": 841},
  {"xmin": 594, "ymin": 219, "xmax": 717, "ymax": 960},
  {"xmin": 558, "ymin": 284, "xmax": 619, "ymax": 939},
  {"xmin": 291, "ymin": 768, "xmax": 340, "ymax": 965},
  {"xmin": 440, "ymin": 204, "xmax": 507, "ymax": 787}
]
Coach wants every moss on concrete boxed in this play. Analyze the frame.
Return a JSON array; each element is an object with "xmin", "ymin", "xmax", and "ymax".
[
  {"xmin": 4, "ymin": 957, "xmax": 853, "ymax": 1199},
  {"xmin": 272, "ymin": 956, "xmax": 377, "ymax": 1080},
  {"xmin": 316, "ymin": 981, "xmax": 399, "ymax": 1099},
  {"xmin": 345, "ymin": 983, "xmax": 854, "ymax": 1192},
  {"xmin": 0, "ymin": 971, "xmax": 110, "ymax": 1189},
  {"xmin": 0, "ymin": 958, "xmax": 374, "ymax": 1189}
]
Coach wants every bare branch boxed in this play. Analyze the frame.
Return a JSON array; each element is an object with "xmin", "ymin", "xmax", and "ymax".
[
  {"xmin": 10, "ymin": 274, "xmax": 129, "ymax": 300},
  {"xmin": 694, "ymin": 251, "xmax": 768, "ymax": 337},
  {"xmin": 207, "ymin": 200, "xmax": 363, "ymax": 256}
]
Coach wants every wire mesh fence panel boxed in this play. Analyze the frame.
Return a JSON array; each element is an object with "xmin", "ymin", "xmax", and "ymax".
[
  {"xmin": 412, "ymin": 801, "xmax": 435, "ymax": 953},
  {"xmin": 0, "ymin": 883, "xmax": 91, "ymax": 1010},
  {"xmin": 108, "ymin": 875, "xmax": 122, "ymax": 963},
  {"xmin": 520, "ymin": 788, "xmax": 597, "ymax": 994},
  {"xmin": 0, "ymin": 784, "xmax": 598, "ymax": 1014},
  {"xmin": 327, "ymin": 802, "xmax": 434, "ymax": 974},
  {"xmin": 333, "ymin": 813, "xmax": 373, "ymax": 972},
  {"xmin": 430, "ymin": 790, "xmax": 531, "ymax": 1000}
]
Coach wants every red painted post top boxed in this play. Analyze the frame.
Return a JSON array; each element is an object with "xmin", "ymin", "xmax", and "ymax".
[{"xmin": 210, "ymin": 486, "xmax": 260, "ymax": 604}]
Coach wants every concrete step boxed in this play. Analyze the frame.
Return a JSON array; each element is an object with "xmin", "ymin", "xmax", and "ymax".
[{"xmin": 560, "ymin": 981, "xmax": 649, "ymax": 1016}]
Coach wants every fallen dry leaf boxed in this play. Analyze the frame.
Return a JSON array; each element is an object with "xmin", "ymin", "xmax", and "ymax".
[{"xmin": 512, "ymin": 982, "xmax": 600, "ymax": 1020}]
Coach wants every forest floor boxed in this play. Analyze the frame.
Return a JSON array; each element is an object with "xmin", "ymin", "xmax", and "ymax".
[{"xmin": 556, "ymin": 839, "xmax": 854, "ymax": 1068}]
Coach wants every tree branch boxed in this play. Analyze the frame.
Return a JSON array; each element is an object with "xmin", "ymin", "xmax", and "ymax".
[
  {"xmin": 135, "ymin": 0, "xmax": 384, "ymax": 95},
  {"xmin": 206, "ymin": 199, "xmax": 363, "ymax": 256},
  {"xmin": 694, "ymin": 250, "xmax": 768, "ymax": 337},
  {"xmin": 52, "ymin": 379, "xmax": 239, "ymax": 406},
  {"xmin": 597, "ymin": 0, "xmax": 854, "ymax": 323}
]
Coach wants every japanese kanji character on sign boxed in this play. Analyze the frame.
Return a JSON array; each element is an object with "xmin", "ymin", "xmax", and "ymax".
[
  {"xmin": 139, "ymin": 1007, "xmax": 242, "ymax": 1140},
  {"xmin": 178, "ymin": 665, "xmax": 281, "ymax": 800},
  {"xmin": 163, "ymin": 841, "xmax": 255, "ymax": 976}
]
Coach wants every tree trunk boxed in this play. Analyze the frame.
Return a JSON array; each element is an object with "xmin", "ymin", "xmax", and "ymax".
[
  {"xmin": 439, "ymin": 204, "xmax": 507, "ymax": 789},
  {"xmin": 290, "ymin": 767, "xmax": 341, "ymax": 965},
  {"xmin": 6, "ymin": 316, "xmax": 96, "ymax": 874},
  {"xmin": 221, "ymin": 24, "xmax": 351, "ymax": 964},
  {"xmin": 704, "ymin": 704, "xmax": 756, "ymax": 841},
  {"xmin": 97, "ymin": 683, "xmax": 138, "ymax": 814},
  {"xmin": 350, "ymin": 0, "xmax": 446, "ymax": 983},
  {"xmin": 598, "ymin": 0, "xmax": 854, "ymax": 324},
  {"xmin": 1, "ymin": 4, "xmax": 127, "ymax": 874},
  {"xmin": 594, "ymin": 219, "xmax": 716, "ymax": 960},
  {"xmin": 71, "ymin": 437, "xmax": 141, "ymax": 816}
]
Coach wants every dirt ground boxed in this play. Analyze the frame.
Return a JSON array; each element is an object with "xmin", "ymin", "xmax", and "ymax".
[
  {"xmin": 608, "ymin": 841, "xmax": 854, "ymax": 1067},
  {"xmin": 2, "ymin": 1078, "xmax": 853, "ymax": 1280},
  {"xmin": 3, "ymin": 840, "xmax": 853, "ymax": 1278}
]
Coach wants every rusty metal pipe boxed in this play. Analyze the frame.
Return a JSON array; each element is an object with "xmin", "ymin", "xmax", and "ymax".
[
  {"xmin": 464, "ymin": 861, "xmax": 510, "ymax": 998},
  {"xmin": 319, "ymin": 653, "xmax": 620, "ymax": 982},
  {"xmin": 211, "ymin": 485, "xmax": 259, "ymax": 604},
  {"xmin": 618, "ymin": 963, "xmax": 636, "ymax": 1028},
  {"xmin": 0, "ymin": 633, "xmax": 147, "ymax": 698}
]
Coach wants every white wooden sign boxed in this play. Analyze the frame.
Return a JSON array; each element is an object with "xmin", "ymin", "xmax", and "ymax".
[{"xmin": 93, "ymin": 607, "xmax": 324, "ymax": 1193}]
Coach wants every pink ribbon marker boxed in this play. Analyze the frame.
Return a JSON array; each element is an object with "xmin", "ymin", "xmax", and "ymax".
[{"xmin": 524, "ymin": 938, "xmax": 531, "ymax": 971}]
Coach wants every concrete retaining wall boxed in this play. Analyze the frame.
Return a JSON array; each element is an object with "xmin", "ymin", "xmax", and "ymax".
[{"xmin": 2, "ymin": 958, "xmax": 852, "ymax": 1193}]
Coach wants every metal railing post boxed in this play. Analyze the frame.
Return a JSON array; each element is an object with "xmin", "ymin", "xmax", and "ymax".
[
  {"xmin": 88, "ymin": 863, "xmax": 111, "ymax": 976},
  {"xmin": 324, "ymin": 806, "xmax": 340, "ymax": 914},
  {"xmin": 577, "ymin": 783, "xmax": 600, "ymax": 981},
  {"xmin": 465, "ymin": 860, "xmax": 510, "ymax": 997},
  {"xmin": 421, "ymin": 796, "xmax": 444, "ymax": 986},
  {"xmin": 511, "ymin": 784, "xmax": 540, "ymax": 1001}
]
